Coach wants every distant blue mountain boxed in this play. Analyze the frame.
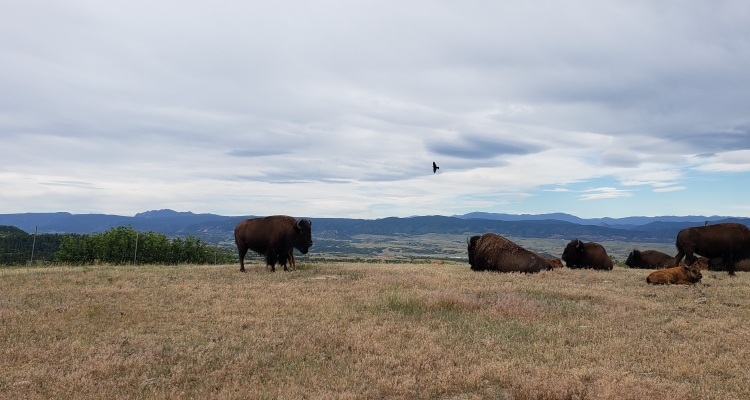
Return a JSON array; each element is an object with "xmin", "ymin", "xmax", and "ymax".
[
  {"xmin": 453, "ymin": 212, "xmax": 730, "ymax": 228},
  {"xmin": 0, "ymin": 210, "xmax": 252, "ymax": 234},
  {"xmin": 1, "ymin": 209, "xmax": 748, "ymax": 243},
  {"xmin": 134, "ymin": 209, "xmax": 222, "ymax": 219}
]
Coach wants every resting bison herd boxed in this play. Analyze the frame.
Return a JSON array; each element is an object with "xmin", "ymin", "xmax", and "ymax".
[
  {"xmin": 466, "ymin": 222, "xmax": 750, "ymax": 285},
  {"xmin": 236, "ymin": 218, "xmax": 750, "ymax": 286}
]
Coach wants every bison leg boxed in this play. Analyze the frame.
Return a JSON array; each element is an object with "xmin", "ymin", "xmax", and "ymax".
[
  {"xmin": 684, "ymin": 252, "xmax": 697, "ymax": 267},
  {"xmin": 266, "ymin": 252, "xmax": 277, "ymax": 272},
  {"xmin": 277, "ymin": 251, "xmax": 289, "ymax": 271},
  {"xmin": 674, "ymin": 250, "xmax": 685, "ymax": 266},
  {"xmin": 237, "ymin": 243, "xmax": 248, "ymax": 273},
  {"xmin": 727, "ymin": 253, "xmax": 736, "ymax": 276},
  {"xmin": 289, "ymin": 251, "xmax": 296, "ymax": 271}
]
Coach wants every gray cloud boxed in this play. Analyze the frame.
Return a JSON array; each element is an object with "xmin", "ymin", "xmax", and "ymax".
[
  {"xmin": 600, "ymin": 152, "xmax": 641, "ymax": 168},
  {"xmin": 667, "ymin": 129, "xmax": 750, "ymax": 153},
  {"xmin": 427, "ymin": 134, "xmax": 544, "ymax": 160},
  {"xmin": 40, "ymin": 181, "xmax": 102, "ymax": 189},
  {"xmin": 229, "ymin": 149, "xmax": 290, "ymax": 157}
]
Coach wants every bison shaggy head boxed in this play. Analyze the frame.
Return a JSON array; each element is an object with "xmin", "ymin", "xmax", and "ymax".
[
  {"xmin": 294, "ymin": 219, "xmax": 313, "ymax": 254},
  {"xmin": 545, "ymin": 258, "xmax": 564, "ymax": 268},
  {"xmin": 561, "ymin": 239, "xmax": 585, "ymax": 266},
  {"xmin": 692, "ymin": 257, "xmax": 710, "ymax": 270},
  {"xmin": 625, "ymin": 249, "xmax": 641, "ymax": 268},
  {"xmin": 467, "ymin": 236, "xmax": 481, "ymax": 267},
  {"xmin": 684, "ymin": 264, "xmax": 703, "ymax": 282}
]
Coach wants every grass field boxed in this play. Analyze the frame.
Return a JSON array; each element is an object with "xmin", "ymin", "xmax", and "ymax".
[
  {"xmin": 312, "ymin": 234, "xmax": 678, "ymax": 262},
  {"xmin": 2, "ymin": 261, "xmax": 749, "ymax": 399}
]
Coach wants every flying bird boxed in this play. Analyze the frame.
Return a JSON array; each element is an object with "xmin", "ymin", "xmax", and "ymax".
[{"xmin": 432, "ymin": 162, "xmax": 439, "ymax": 173}]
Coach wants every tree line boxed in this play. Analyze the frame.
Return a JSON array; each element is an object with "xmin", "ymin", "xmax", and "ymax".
[
  {"xmin": 1, "ymin": 225, "xmax": 236, "ymax": 266},
  {"xmin": 0, "ymin": 226, "xmax": 63, "ymax": 265}
]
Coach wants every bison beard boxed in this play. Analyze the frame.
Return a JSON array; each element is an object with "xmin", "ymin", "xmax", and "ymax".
[{"xmin": 234, "ymin": 215, "xmax": 312, "ymax": 272}]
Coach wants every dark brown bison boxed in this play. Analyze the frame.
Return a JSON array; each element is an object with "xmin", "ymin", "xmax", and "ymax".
[
  {"xmin": 545, "ymin": 258, "xmax": 564, "ymax": 268},
  {"xmin": 674, "ymin": 223, "xmax": 750, "ymax": 275},
  {"xmin": 467, "ymin": 233, "xmax": 552, "ymax": 273},
  {"xmin": 561, "ymin": 239, "xmax": 613, "ymax": 270},
  {"xmin": 625, "ymin": 249, "xmax": 677, "ymax": 269},
  {"xmin": 234, "ymin": 216, "xmax": 312, "ymax": 272},
  {"xmin": 467, "ymin": 235, "xmax": 481, "ymax": 267},
  {"xmin": 646, "ymin": 265, "xmax": 703, "ymax": 285},
  {"xmin": 695, "ymin": 256, "xmax": 750, "ymax": 272}
]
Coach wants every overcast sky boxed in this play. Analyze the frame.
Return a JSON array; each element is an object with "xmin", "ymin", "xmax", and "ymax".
[{"xmin": 2, "ymin": 1, "xmax": 749, "ymax": 218}]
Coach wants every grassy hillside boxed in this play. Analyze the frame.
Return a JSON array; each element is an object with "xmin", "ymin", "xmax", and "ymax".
[{"xmin": 1, "ymin": 262, "xmax": 748, "ymax": 399}]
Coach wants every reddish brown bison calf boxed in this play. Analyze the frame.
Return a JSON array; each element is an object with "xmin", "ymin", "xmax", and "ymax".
[
  {"xmin": 545, "ymin": 258, "xmax": 564, "ymax": 268},
  {"xmin": 646, "ymin": 265, "xmax": 703, "ymax": 285}
]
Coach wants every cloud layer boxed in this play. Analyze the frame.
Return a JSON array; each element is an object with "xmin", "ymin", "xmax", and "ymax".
[{"xmin": 1, "ymin": 1, "xmax": 749, "ymax": 217}]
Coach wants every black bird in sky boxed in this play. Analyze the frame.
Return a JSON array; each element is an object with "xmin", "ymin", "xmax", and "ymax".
[{"xmin": 432, "ymin": 162, "xmax": 439, "ymax": 173}]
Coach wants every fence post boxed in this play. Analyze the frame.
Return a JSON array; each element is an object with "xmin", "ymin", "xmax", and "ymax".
[
  {"xmin": 134, "ymin": 231, "xmax": 139, "ymax": 265},
  {"xmin": 30, "ymin": 225, "xmax": 38, "ymax": 265}
]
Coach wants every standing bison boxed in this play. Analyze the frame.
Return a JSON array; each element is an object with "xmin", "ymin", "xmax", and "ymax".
[
  {"xmin": 561, "ymin": 239, "xmax": 613, "ymax": 270},
  {"xmin": 467, "ymin": 233, "xmax": 552, "ymax": 273},
  {"xmin": 234, "ymin": 215, "xmax": 312, "ymax": 272},
  {"xmin": 674, "ymin": 223, "xmax": 750, "ymax": 275},
  {"xmin": 625, "ymin": 249, "xmax": 677, "ymax": 269}
]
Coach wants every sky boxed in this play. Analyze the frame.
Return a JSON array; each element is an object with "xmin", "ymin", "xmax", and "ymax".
[{"xmin": 1, "ymin": 1, "xmax": 750, "ymax": 219}]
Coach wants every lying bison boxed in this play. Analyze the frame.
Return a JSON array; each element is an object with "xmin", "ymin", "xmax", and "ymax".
[
  {"xmin": 625, "ymin": 249, "xmax": 677, "ymax": 269},
  {"xmin": 545, "ymin": 258, "xmax": 564, "ymax": 268},
  {"xmin": 467, "ymin": 233, "xmax": 552, "ymax": 273},
  {"xmin": 675, "ymin": 222, "xmax": 750, "ymax": 275},
  {"xmin": 234, "ymin": 215, "xmax": 312, "ymax": 272},
  {"xmin": 694, "ymin": 256, "xmax": 750, "ymax": 272},
  {"xmin": 692, "ymin": 257, "xmax": 710, "ymax": 270},
  {"xmin": 646, "ymin": 265, "xmax": 702, "ymax": 285},
  {"xmin": 561, "ymin": 239, "xmax": 613, "ymax": 270}
]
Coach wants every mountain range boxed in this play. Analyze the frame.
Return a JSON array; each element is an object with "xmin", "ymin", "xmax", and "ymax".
[{"xmin": 2, "ymin": 210, "xmax": 749, "ymax": 244}]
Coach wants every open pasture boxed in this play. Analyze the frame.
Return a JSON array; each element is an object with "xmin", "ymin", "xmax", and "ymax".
[
  {"xmin": 2, "ymin": 262, "xmax": 749, "ymax": 399},
  {"xmin": 316, "ymin": 234, "xmax": 678, "ymax": 262}
]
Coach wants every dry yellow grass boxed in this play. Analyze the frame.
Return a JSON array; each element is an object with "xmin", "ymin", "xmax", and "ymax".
[{"xmin": 1, "ymin": 261, "xmax": 749, "ymax": 399}]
